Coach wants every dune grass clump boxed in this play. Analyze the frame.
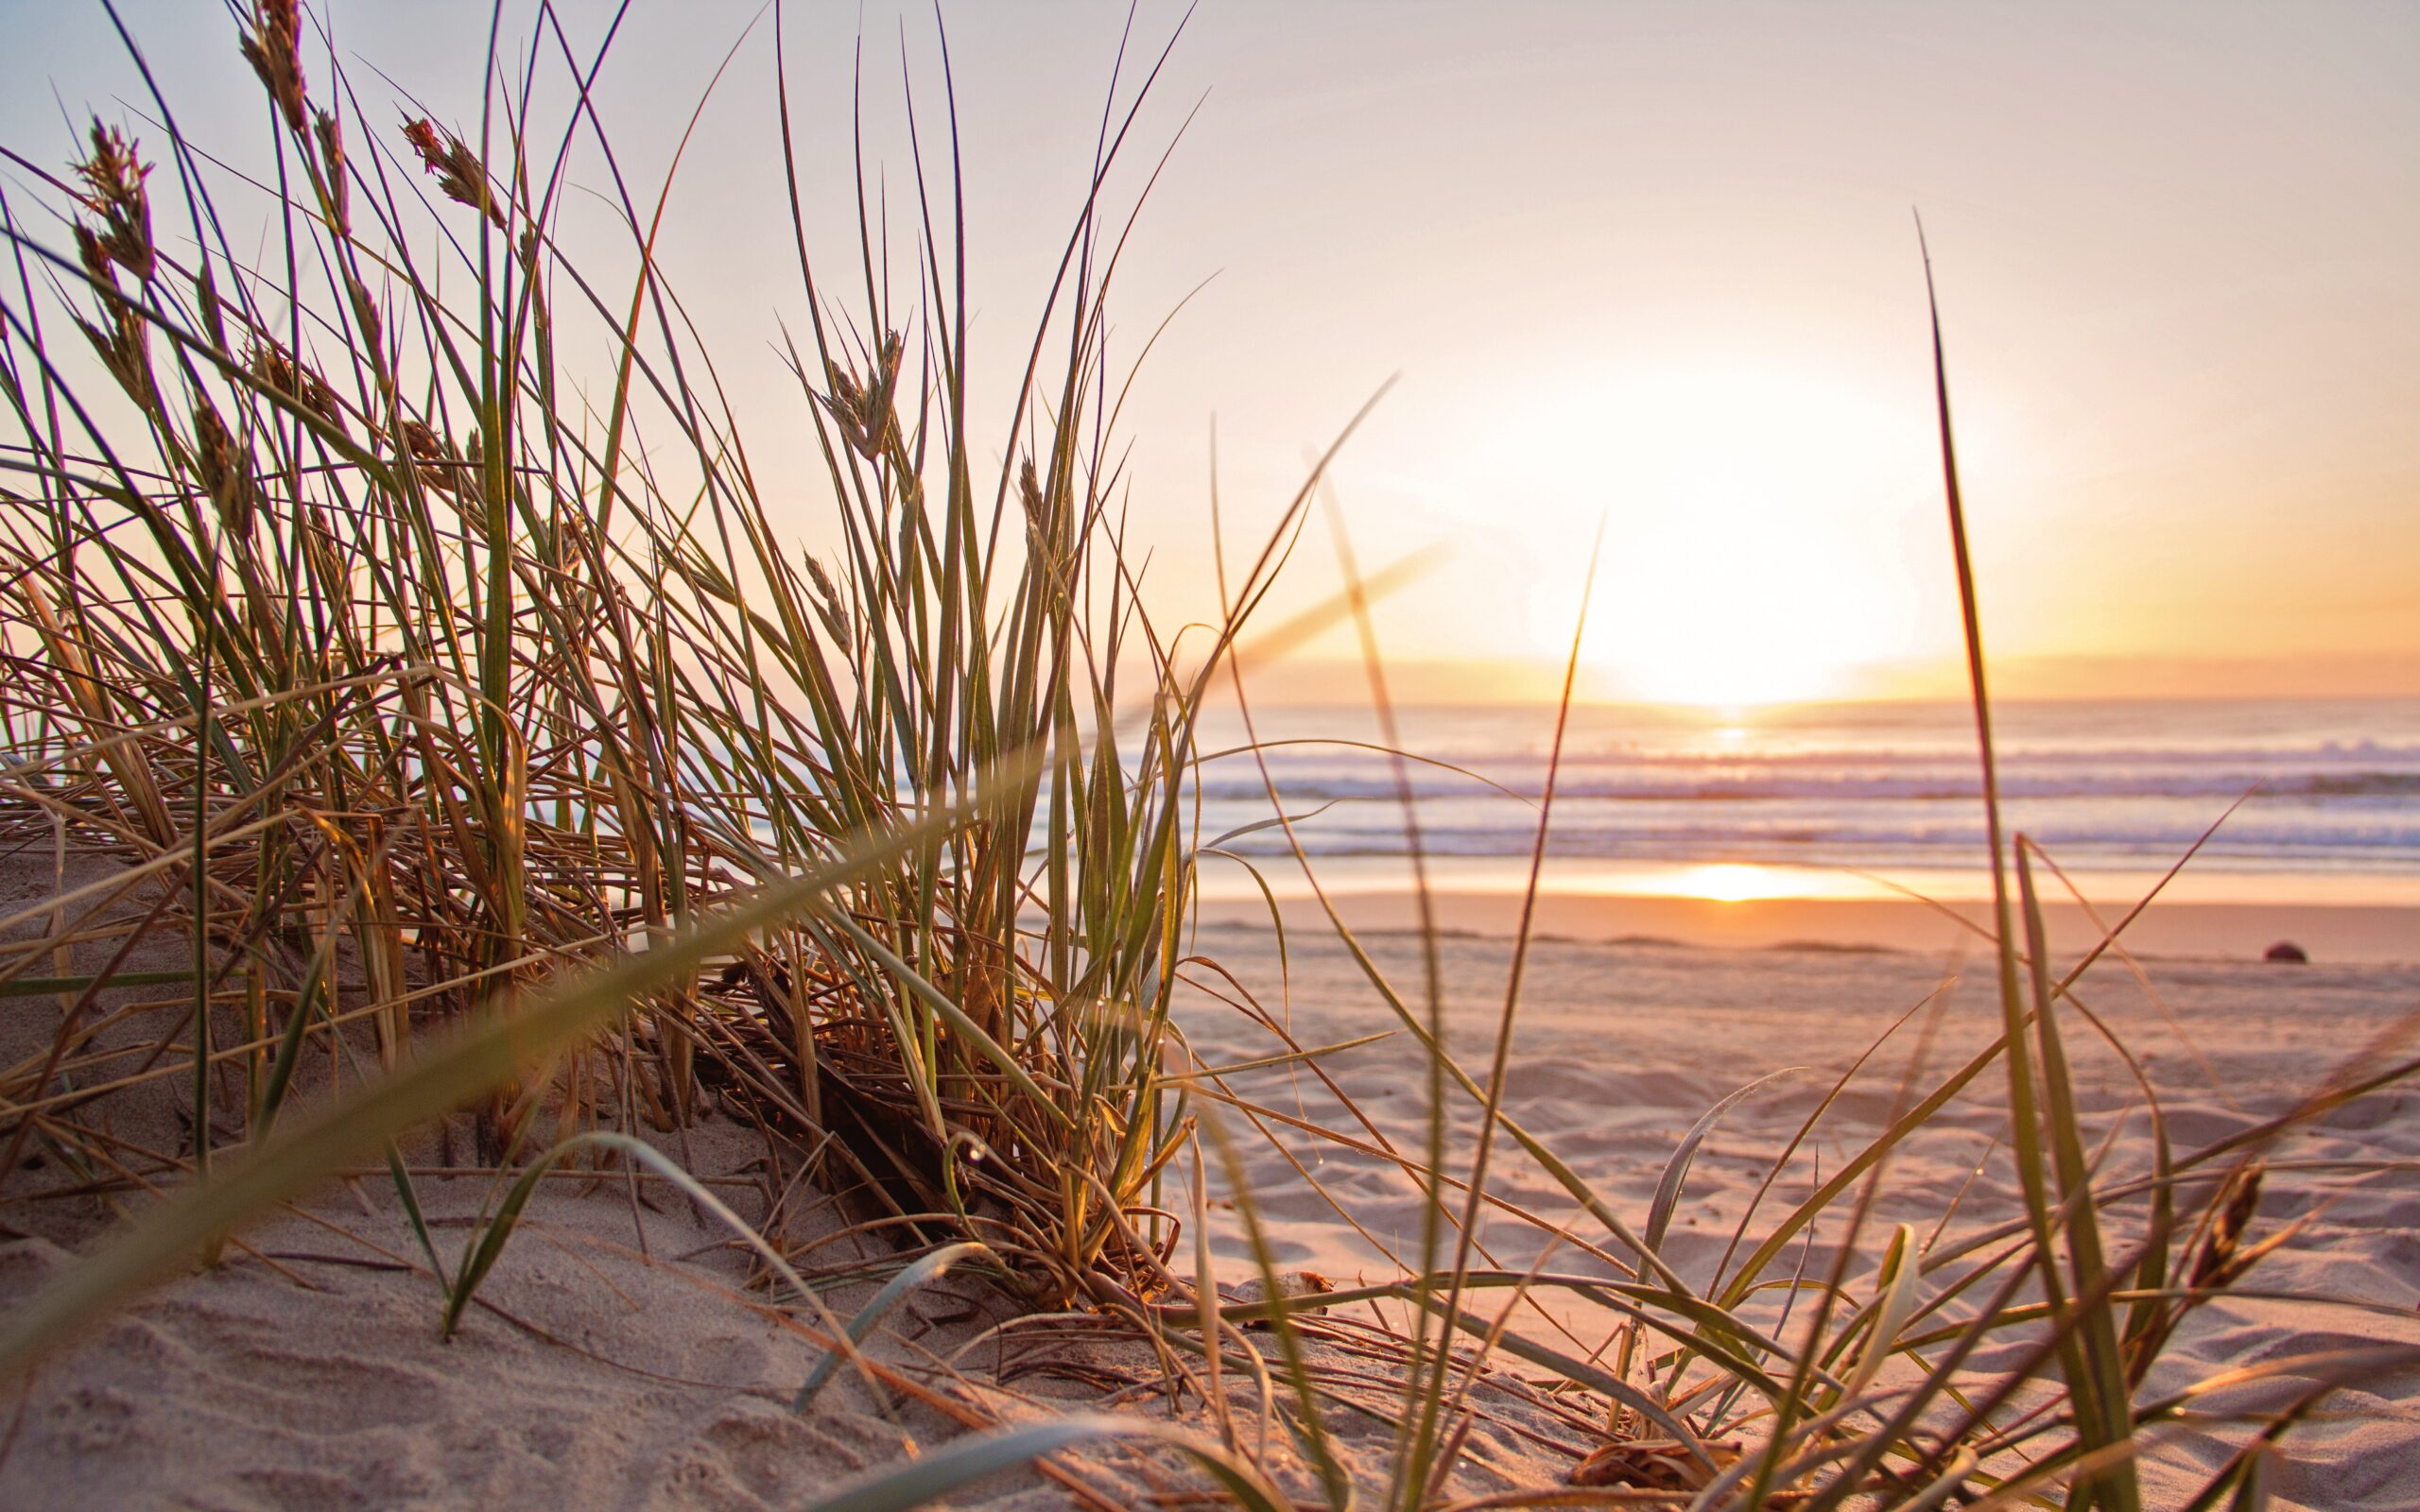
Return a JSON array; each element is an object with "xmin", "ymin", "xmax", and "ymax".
[
  {"xmin": 2, "ymin": 7, "xmax": 2417, "ymax": 1512},
  {"xmin": 0, "ymin": 0, "xmax": 1311, "ymax": 1324}
]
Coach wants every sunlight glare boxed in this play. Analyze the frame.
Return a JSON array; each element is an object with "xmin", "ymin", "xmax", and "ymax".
[
  {"xmin": 1675, "ymin": 862, "xmax": 1789, "ymax": 903},
  {"xmin": 1488, "ymin": 361, "xmax": 1934, "ymax": 707}
]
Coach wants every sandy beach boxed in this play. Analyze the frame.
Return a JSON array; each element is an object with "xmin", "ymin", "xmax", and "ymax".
[
  {"xmin": 1177, "ymin": 921, "xmax": 2420, "ymax": 1509},
  {"xmin": 7, "ymin": 899, "xmax": 2417, "ymax": 1508},
  {"xmin": 1198, "ymin": 888, "xmax": 2420, "ymax": 967}
]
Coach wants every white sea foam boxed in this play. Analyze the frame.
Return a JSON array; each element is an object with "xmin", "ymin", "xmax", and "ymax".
[{"xmin": 1185, "ymin": 697, "xmax": 2420, "ymax": 880}]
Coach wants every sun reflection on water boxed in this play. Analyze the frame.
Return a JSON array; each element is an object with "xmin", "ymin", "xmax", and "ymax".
[{"xmin": 1671, "ymin": 862, "xmax": 1791, "ymax": 902}]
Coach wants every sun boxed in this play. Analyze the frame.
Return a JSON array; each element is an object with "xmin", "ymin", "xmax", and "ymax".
[
  {"xmin": 1582, "ymin": 511, "xmax": 1903, "ymax": 707},
  {"xmin": 1486, "ymin": 359, "xmax": 1941, "ymax": 708}
]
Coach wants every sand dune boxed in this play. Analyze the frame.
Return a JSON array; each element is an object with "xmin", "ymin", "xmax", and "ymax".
[{"xmin": 6, "ymin": 904, "xmax": 2418, "ymax": 1507}]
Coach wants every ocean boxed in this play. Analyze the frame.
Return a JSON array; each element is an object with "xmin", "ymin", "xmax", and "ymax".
[{"xmin": 1185, "ymin": 697, "xmax": 2420, "ymax": 907}]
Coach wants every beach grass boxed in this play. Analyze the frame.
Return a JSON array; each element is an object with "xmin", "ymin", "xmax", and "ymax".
[
  {"xmin": 0, "ymin": 0, "xmax": 1318, "ymax": 1314},
  {"xmin": 3, "ymin": 6, "xmax": 2418, "ymax": 1509}
]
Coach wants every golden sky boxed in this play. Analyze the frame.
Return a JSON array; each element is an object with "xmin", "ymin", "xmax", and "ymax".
[{"xmin": 9, "ymin": 1, "xmax": 2414, "ymax": 703}]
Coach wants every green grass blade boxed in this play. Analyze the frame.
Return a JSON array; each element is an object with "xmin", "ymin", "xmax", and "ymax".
[
  {"xmin": 2019, "ymin": 847, "xmax": 2141, "ymax": 1512},
  {"xmin": 792, "ymin": 1241, "xmax": 995, "ymax": 1413},
  {"xmin": 1646, "ymin": 1066, "xmax": 1805, "ymax": 1255}
]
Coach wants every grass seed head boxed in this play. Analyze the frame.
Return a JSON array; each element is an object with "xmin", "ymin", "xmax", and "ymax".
[
  {"xmin": 247, "ymin": 339, "xmax": 348, "ymax": 436},
  {"xmin": 70, "ymin": 120, "xmax": 154, "ymax": 284},
  {"xmin": 299, "ymin": 505, "xmax": 353, "ymax": 616},
  {"xmin": 341, "ymin": 272, "xmax": 386, "ymax": 376},
  {"xmin": 192, "ymin": 399, "xmax": 257, "ymax": 539},
  {"xmin": 821, "ymin": 359, "xmax": 874, "ymax": 457},
  {"xmin": 240, "ymin": 0, "xmax": 310, "ymax": 135},
  {"xmin": 819, "ymin": 333, "xmax": 904, "ymax": 459},
  {"xmin": 72, "ymin": 223, "xmax": 114, "ymax": 290},
  {"xmin": 1019, "ymin": 455, "xmax": 1046, "ymax": 522},
  {"xmin": 400, "ymin": 419, "xmax": 463, "ymax": 497},
  {"xmin": 803, "ymin": 553, "xmax": 850, "ymax": 639},
  {"xmin": 313, "ymin": 109, "xmax": 349, "ymax": 231},
  {"xmin": 2191, "ymin": 1159, "xmax": 2268, "ymax": 1291},
  {"xmin": 402, "ymin": 117, "xmax": 509, "ymax": 232},
  {"xmin": 74, "ymin": 307, "xmax": 156, "ymax": 412}
]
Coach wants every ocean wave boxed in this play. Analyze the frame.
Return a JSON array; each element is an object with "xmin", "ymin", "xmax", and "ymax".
[
  {"xmin": 1193, "ymin": 768, "xmax": 2420, "ymax": 805},
  {"xmin": 1182, "ymin": 701, "xmax": 2420, "ymax": 876},
  {"xmin": 1200, "ymin": 738, "xmax": 2420, "ymax": 772},
  {"xmin": 1196, "ymin": 807, "xmax": 2420, "ymax": 858},
  {"xmin": 1208, "ymin": 826, "xmax": 2420, "ymax": 866}
]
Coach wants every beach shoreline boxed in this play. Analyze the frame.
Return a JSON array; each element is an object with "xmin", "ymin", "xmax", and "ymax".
[{"xmin": 1194, "ymin": 887, "xmax": 2420, "ymax": 967}]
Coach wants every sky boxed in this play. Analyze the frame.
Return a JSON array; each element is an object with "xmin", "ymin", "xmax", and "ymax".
[{"xmin": 6, "ymin": 0, "xmax": 2415, "ymax": 705}]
